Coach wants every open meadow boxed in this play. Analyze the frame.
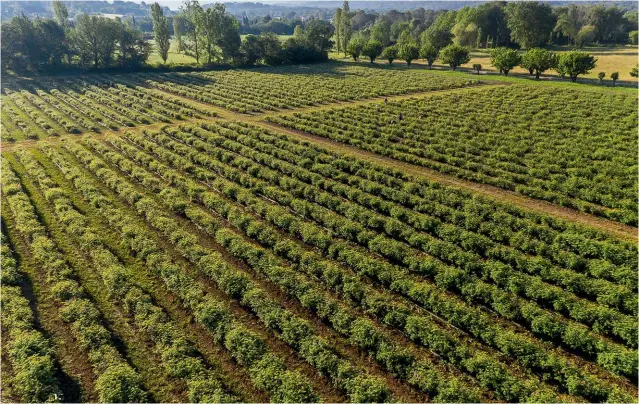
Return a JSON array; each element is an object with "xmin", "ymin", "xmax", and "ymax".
[{"xmin": 2, "ymin": 60, "xmax": 637, "ymax": 403}]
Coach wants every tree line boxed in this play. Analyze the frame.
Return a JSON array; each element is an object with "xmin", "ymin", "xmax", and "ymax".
[
  {"xmin": 335, "ymin": 1, "xmax": 637, "ymax": 53},
  {"xmin": 1, "ymin": 1, "xmax": 149, "ymax": 72},
  {"xmin": 1, "ymin": 0, "xmax": 334, "ymax": 73}
]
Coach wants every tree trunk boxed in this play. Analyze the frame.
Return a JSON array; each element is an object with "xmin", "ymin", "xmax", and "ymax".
[
  {"xmin": 504, "ymin": 69, "xmax": 509, "ymax": 76},
  {"xmin": 535, "ymin": 71, "xmax": 541, "ymax": 80},
  {"xmin": 570, "ymin": 75, "xmax": 577, "ymax": 82}
]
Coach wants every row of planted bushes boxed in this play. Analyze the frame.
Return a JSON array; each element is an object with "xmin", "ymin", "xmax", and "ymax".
[
  {"xmin": 2, "ymin": 158, "xmax": 147, "ymax": 403},
  {"xmin": 16, "ymin": 150, "xmax": 237, "ymax": 403},
  {"xmin": 0, "ymin": 233, "xmax": 63, "ymax": 403},
  {"xmin": 118, "ymin": 125, "xmax": 635, "ymax": 402},
  {"xmin": 41, "ymin": 146, "xmax": 321, "ymax": 403},
  {"xmin": 214, "ymin": 121, "xmax": 637, "ymax": 288},
  {"xmin": 191, "ymin": 122, "xmax": 637, "ymax": 320},
  {"xmin": 157, "ymin": 124, "xmax": 636, "ymax": 369},
  {"xmin": 63, "ymin": 139, "xmax": 403, "ymax": 403},
  {"xmin": 94, "ymin": 135, "xmax": 509, "ymax": 403},
  {"xmin": 104, "ymin": 133, "xmax": 570, "ymax": 403}
]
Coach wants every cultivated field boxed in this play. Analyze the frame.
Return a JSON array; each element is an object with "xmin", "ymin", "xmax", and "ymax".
[
  {"xmin": 1, "ymin": 63, "xmax": 637, "ymax": 403},
  {"xmin": 267, "ymin": 84, "xmax": 638, "ymax": 225}
]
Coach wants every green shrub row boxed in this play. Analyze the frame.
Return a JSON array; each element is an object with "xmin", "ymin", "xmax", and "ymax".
[
  {"xmin": 264, "ymin": 85, "xmax": 637, "ymax": 225},
  {"xmin": 0, "ymin": 233, "xmax": 63, "ymax": 403},
  {"xmin": 120, "ymin": 127, "xmax": 635, "ymax": 402},
  {"xmin": 213, "ymin": 121, "xmax": 637, "ymax": 290},
  {"xmin": 66, "ymin": 140, "xmax": 397, "ymax": 403},
  {"xmin": 191, "ymin": 122, "xmax": 637, "ymax": 320},
  {"xmin": 16, "ymin": 150, "xmax": 238, "ymax": 403},
  {"xmin": 2, "ymin": 158, "xmax": 147, "ymax": 403},
  {"xmin": 42, "ymin": 146, "xmax": 319, "ymax": 403},
  {"xmin": 105, "ymin": 134, "xmax": 573, "ymax": 403},
  {"xmin": 96, "ymin": 135, "xmax": 502, "ymax": 403},
  {"xmin": 147, "ymin": 125, "xmax": 637, "ymax": 375}
]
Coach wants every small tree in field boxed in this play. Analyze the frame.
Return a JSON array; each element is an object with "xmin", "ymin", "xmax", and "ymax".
[
  {"xmin": 381, "ymin": 45, "xmax": 398, "ymax": 64},
  {"xmin": 398, "ymin": 43, "xmax": 419, "ymax": 67},
  {"xmin": 362, "ymin": 40, "xmax": 383, "ymax": 63},
  {"xmin": 610, "ymin": 72, "xmax": 619, "ymax": 87},
  {"xmin": 419, "ymin": 43, "xmax": 438, "ymax": 69},
  {"xmin": 472, "ymin": 63, "xmax": 482, "ymax": 74},
  {"xmin": 439, "ymin": 44, "xmax": 470, "ymax": 70},
  {"xmin": 521, "ymin": 48, "xmax": 556, "ymax": 79},
  {"xmin": 490, "ymin": 47, "xmax": 521, "ymax": 76},
  {"xmin": 598, "ymin": 72, "xmax": 605, "ymax": 83},
  {"xmin": 346, "ymin": 36, "xmax": 366, "ymax": 61},
  {"xmin": 631, "ymin": 66, "xmax": 638, "ymax": 78},
  {"xmin": 556, "ymin": 51, "xmax": 596, "ymax": 82}
]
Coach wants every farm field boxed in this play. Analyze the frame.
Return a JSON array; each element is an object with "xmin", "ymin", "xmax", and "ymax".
[
  {"xmin": 0, "ymin": 64, "xmax": 478, "ymax": 142},
  {"xmin": 267, "ymin": 84, "xmax": 638, "ymax": 225},
  {"xmin": 1, "ymin": 62, "xmax": 638, "ymax": 403}
]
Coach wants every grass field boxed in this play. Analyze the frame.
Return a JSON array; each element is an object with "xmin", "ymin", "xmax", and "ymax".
[
  {"xmin": 467, "ymin": 46, "xmax": 639, "ymax": 81},
  {"xmin": 331, "ymin": 45, "xmax": 639, "ymax": 81},
  {"xmin": 1, "ymin": 61, "xmax": 637, "ymax": 403},
  {"xmin": 148, "ymin": 36, "xmax": 293, "ymax": 65}
]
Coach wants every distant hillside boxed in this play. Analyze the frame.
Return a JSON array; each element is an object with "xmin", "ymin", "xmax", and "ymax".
[
  {"xmin": 1, "ymin": 1, "xmax": 171, "ymax": 20},
  {"xmin": 2, "ymin": 0, "xmax": 635, "ymax": 21}
]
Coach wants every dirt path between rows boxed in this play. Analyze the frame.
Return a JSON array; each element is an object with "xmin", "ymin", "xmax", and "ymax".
[{"xmin": 3, "ymin": 81, "xmax": 636, "ymax": 242}]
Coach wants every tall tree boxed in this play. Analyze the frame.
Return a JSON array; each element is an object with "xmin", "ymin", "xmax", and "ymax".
[
  {"xmin": 151, "ymin": 3, "xmax": 170, "ymax": 63},
  {"xmin": 173, "ymin": 14, "xmax": 185, "ymax": 52},
  {"xmin": 52, "ymin": 0, "xmax": 68, "ymax": 28},
  {"xmin": 342, "ymin": 1, "xmax": 352, "ymax": 56},
  {"xmin": 505, "ymin": 2, "xmax": 555, "ymax": 48},
  {"xmin": 214, "ymin": 4, "xmax": 241, "ymax": 62},
  {"xmin": 474, "ymin": 1, "xmax": 509, "ymax": 47},
  {"xmin": 72, "ymin": 14, "xmax": 105, "ymax": 68},
  {"xmin": 334, "ymin": 8, "xmax": 343, "ymax": 53},
  {"xmin": 554, "ymin": 5, "xmax": 587, "ymax": 45},
  {"xmin": 420, "ymin": 11, "xmax": 455, "ymax": 50},
  {"xmin": 370, "ymin": 18, "xmax": 391, "ymax": 46},
  {"xmin": 182, "ymin": 0, "xmax": 203, "ymax": 63}
]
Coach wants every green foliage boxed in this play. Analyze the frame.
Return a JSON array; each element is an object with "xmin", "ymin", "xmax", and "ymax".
[
  {"xmin": 346, "ymin": 34, "xmax": 366, "ymax": 61},
  {"xmin": 95, "ymin": 364, "xmax": 147, "ymax": 403},
  {"xmin": 362, "ymin": 39, "xmax": 383, "ymax": 63},
  {"xmin": 576, "ymin": 25, "xmax": 597, "ymax": 48},
  {"xmin": 150, "ymin": 3, "xmax": 170, "ymax": 63},
  {"xmin": 556, "ymin": 51, "xmax": 597, "ymax": 81},
  {"xmin": 629, "ymin": 30, "xmax": 638, "ymax": 45},
  {"xmin": 489, "ymin": 47, "xmax": 521, "ymax": 75},
  {"xmin": 505, "ymin": 1, "xmax": 555, "ymax": 48},
  {"xmin": 380, "ymin": 45, "xmax": 398, "ymax": 64},
  {"xmin": 439, "ymin": 44, "xmax": 471, "ymax": 70},
  {"xmin": 520, "ymin": 48, "xmax": 557, "ymax": 79},
  {"xmin": 419, "ymin": 43, "xmax": 438, "ymax": 68},
  {"xmin": 398, "ymin": 43, "xmax": 419, "ymax": 66}
]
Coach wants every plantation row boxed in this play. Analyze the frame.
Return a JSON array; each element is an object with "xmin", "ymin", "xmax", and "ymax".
[
  {"xmin": 266, "ymin": 84, "xmax": 638, "ymax": 225},
  {"xmin": 123, "ymin": 64, "xmax": 480, "ymax": 113},
  {"xmin": 2, "ymin": 158, "xmax": 148, "ymax": 403},
  {"xmin": 1, "ymin": 75, "xmax": 216, "ymax": 141},
  {"xmin": 50, "ymin": 137, "xmax": 570, "ymax": 402},
  {"xmin": 110, "ymin": 123, "xmax": 637, "ymax": 374},
  {"xmin": 1, "ymin": 231, "xmax": 62, "ymax": 402},
  {"xmin": 87, "ymin": 124, "xmax": 637, "ymax": 401},
  {"xmin": 3, "ymin": 115, "xmax": 634, "ymax": 402}
]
